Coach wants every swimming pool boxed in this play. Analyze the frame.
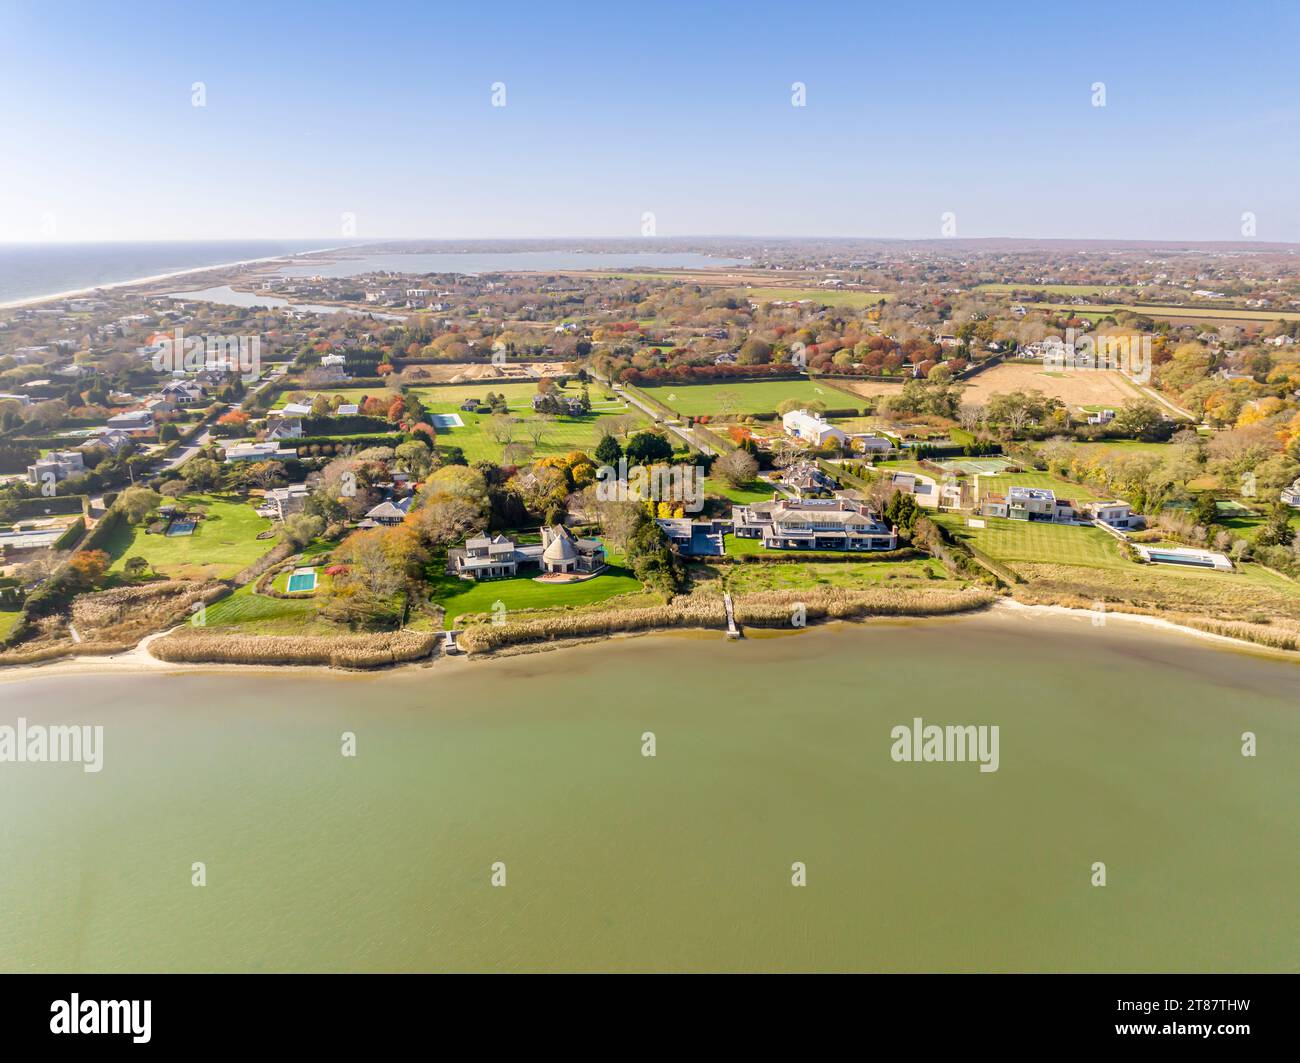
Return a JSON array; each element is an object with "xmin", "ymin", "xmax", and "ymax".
[
  {"xmin": 165, "ymin": 520, "xmax": 196, "ymax": 537},
  {"xmin": 286, "ymin": 569, "xmax": 317, "ymax": 592}
]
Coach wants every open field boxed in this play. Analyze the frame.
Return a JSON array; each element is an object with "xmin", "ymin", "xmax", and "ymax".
[
  {"xmin": 959, "ymin": 362, "xmax": 1142, "ymax": 409},
  {"xmin": 202, "ymin": 584, "xmax": 319, "ymax": 629},
  {"xmin": 409, "ymin": 383, "xmax": 646, "ymax": 463},
  {"xmin": 712, "ymin": 557, "xmax": 952, "ymax": 594},
  {"xmin": 975, "ymin": 283, "xmax": 1135, "ymax": 296},
  {"xmin": 431, "ymin": 566, "xmax": 644, "ymax": 626},
  {"xmin": 974, "ymin": 470, "xmax": 1107, "ymax": 504},
  {"xmin": 103, "ymin": 494, "xmax": 275, "ymax": 581},
  {"xmin": 402, "ymin": 361, "xmax": 570, "ymax": 383},
  {"xmin": 639, "ymin": 378, "xmax": 863, "ymax": 416},
  {"xmin": 739, "ymin": 287, "xmax": 894, "ymax": 308},
  {"xmin": 0, "ymin": 608, "xmax": 21, "ymax": 640},
  {"xmin": 705, "ymin": 475, "xmax": 776, "ymax": 505},
  {"xmin": 935, "ymin": 513, "xmax": 1126, "ymax": 569},
  {"xmin": 1038, "ymin": 303, "xmax": 1300, "ymax": 323}
]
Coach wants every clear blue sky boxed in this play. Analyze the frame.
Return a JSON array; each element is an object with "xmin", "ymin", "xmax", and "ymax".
[{"xmin": 2, "ymin": 0, "xmax": 1298, "ymax": 242}]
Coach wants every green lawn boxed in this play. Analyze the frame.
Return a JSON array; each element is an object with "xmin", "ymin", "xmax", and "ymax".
[
  {"xmin": 201, "ymin": 584, "xmax": 317, "ymax": 628},
  {"xmin": 639, "ymin": 379, "xmax": 862, "ymax": 417},
  {"xmin": 706, "ymin": 476, "xmax": 776, "ymax": 505},
  {"xmin": 935, "ymin": 513, "xmax": 1127, "ymax": 569},
  {"xmin": 741, "ymin": 287, "xmax": 894, "ymax": 309},
  {"xmin": 0, "ymin": 608, "xmax": 22, "ymax": 640},
  {"xmin": 975, "ymin": 470, "xmax": 1107, "ymax": 504},
  {"xmin": 720, "ymin": 558, "xmax": 951, "ymax": 593},
  {"xmin": 431, "ymin": 566, "xmax": 644, "ymax": 627},
  {"xmin": 103, "ymin": 494, "xmax": 277, "ymax": 581}
]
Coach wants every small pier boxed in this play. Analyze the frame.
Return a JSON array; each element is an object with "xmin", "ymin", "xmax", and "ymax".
[
  {"xmin": 442, "ymin": 630, "xmax": 461, "ymax": 655},
  {"xmin": 723, "ymin": 593, "xmax": 742, "ymax": 639}
]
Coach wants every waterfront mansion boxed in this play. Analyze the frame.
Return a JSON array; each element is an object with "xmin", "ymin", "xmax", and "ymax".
[{"xmin": 731, "ymin": 496, "xmax": 898, "ymax": 551}]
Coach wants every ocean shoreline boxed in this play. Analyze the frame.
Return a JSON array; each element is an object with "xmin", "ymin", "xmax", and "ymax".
[
  {"xmin": 0, "ymin": 244, "xmax": 353, "ymax": 310},
  {"xmin": 1, "ymin": 597, "xmax": 1295, "ymax": 685}
]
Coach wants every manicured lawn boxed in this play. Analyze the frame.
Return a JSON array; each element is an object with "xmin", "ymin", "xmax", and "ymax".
[
  {"xmin": 936, "ymin": 513, "xmax": 1127, "ymax": 569},
  {"xmin": 705, "ymin": 476, "xmax": 777, "ymax": 505},
  {"xmin": 431, "ymin": 566, "xmax": 644, "ymax": 627},
  {"xmin": 0, "ymin": 608, "xmax": 22, "ymax": 640},
  {"xmin": 409, "ymin": 384, "xmax": 647, "ymax": 463},
  {"xmin": 199, "ymin": 584, "xmax": 317, "ymax": 628},
  {"xmin": 721, "ymin": 558, "xmax": 951, "ymax": 593},
  {"xmin": 639, "ymin": 379, "xmax": 862, "ymax": 416},
  {"xmin": 740, "ymin": 287, "xmax": 894, "ymax": 308},
  {"xmin": 104, "ymin": 494, "xmax": 277, "ymax": 581},
  {"xmin": 270, "ymin": 566, "xmax": 335, "ymax": 596},
  {"xmin": 975, "ymin": 470, "xmax": 1107, "ymax": 504}
]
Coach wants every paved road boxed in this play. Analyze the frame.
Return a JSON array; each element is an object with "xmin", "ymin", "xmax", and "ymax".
[{"xmin": 160, "ymin": 428, "xmax": 211, "ymax": 472}]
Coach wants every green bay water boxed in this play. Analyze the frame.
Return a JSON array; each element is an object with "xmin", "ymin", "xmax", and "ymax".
[{"xmin": 0, "ymin": 612, "xmax": 1296, "ymax": 972}]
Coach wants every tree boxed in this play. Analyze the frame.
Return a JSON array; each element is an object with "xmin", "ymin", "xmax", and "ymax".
[
  {"xmin": 1111, "ymin": 400, "xmax": 1165, "ymax": 441},
  {"xmin": 624, "ymin": 431, "xmax": 674, "ymax": 465},
  {"xmin": 716, "ymin": 449, "xmax": 759, "ymax": 487},
  {"xmin": 123, "ymin": 556, "xmax": 151, "ymax": 579},
  {"xmin": 181, "ymin": 456, "xmax": 224, "ymax": 492},
  {"xmin": 282, "ymin": 513, "xmax": 325, "ymax": 548},
  {"xmin": 118, "ymin": 486, "xmax": 162, "ymax": 524},
  {"xmin": 1191, "ymin": 492, "xmax": 1218, "ymax": 528},
  {"xmin": 594, "ymin": 434, "xmax": 623, "ymax": 467},
  {"xmin": 1256, "ymin": 502, "xmax": 1295, "ymax": 547},
  {"xmin": 67, "ymin": 549, "xmax": 109, "ymax": 590}
]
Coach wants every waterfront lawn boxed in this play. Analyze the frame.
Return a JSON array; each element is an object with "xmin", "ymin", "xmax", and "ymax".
[
  {"xmin": 431, "ymin": 567, "xmax": 644, "ymax": 627},
  {"xmin": 638, "ymin": 379, "xmax": 862, "ymax": 417},
  {"xmin": 104, "ymin": 494, "xmax": 276, "ymax": 581},
  {"xmin": 198, "ymin": 585, "xmax": 318, "ymax": 629},
  {"xmin": 720, "ymin": 558, "xmax": 952, "ymax": 594},
  {"xmin": 935, "ymin": 513, "xmax": 1126, "ymax": 570}
]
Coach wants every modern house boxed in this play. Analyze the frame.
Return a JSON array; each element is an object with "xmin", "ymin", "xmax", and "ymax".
[
  {"xmin": 731, "ymin": 496, "xmax": 897, "ymax": 551},
  {"xmin": 224, "ymin": 441, "xmax": 294, "ymax": 462},
  {"xmin": 106, "ymin": 409, "xmax": 155, "ymax": 436},
  {"xmin": 782, "ymin": 409, "xmax": 848, "ymax": 448},
  {"xmin": 1080, "ymin": 500, "xmax": 1140, "ymax": 529},
  {"xmin": 27, "ymin": 450, "xmax": 85, "ymax": 484},
  {"xmin": 266, "ymin": 416, "xmax": 304, "ymax": 441},
  {"xmin": 656, "ymin": 518, "xmax": 727, "ymax": 556},
  {"xmin": 1005, "ymin": 486, "xmax": 1061, "ymax": 522},
  {"xmin": 540, "ymin": 525, "xmax": 606, "ymax": 575}
]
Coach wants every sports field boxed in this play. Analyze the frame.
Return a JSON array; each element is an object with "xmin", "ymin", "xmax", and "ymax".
[
  {"xmin": 934, "ymin": 513, "xmax": 1125, "ymax": 570},
  {"xmin": 639, "ymin": 378, "xmax": 861, "ymax": 416}
]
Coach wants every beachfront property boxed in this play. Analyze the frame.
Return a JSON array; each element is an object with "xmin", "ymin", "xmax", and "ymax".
[
  {"xmin": 540, "ymin": 525, "xmax": 606, "ymax": 575},
  {"xmin": 782, "ymin": 408, "xmax": 848, "ymax": 448},
  {"xmin": 26, "ymin": 449, "xmax": 85, "ymax": 484},
  {"xmin": 731, "ymin": 496, "xmax": 897, "ymax": 551},
  {"xmin": 656, "ymin": 517, "xmax": 727, "ymax": 556},
  {"xmin": 451, "ymin": 533, "xmax": 542, "ymax": 579},
  {"xmin": 1136, "ymin": 545, "xmax": 1233, "ymax": 571}
]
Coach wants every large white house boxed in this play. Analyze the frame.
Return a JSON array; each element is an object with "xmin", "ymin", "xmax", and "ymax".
[
  {"xmin": 782, "ymin": 409, "xmax": 848, "ymax": 448},
  {"xmin": 1282, "ymin": 478, "xmax": 1300, "ymax": 508},
  {"xmin": 732, "ymin": 496, "xmax": 897, "ymax": 551}
]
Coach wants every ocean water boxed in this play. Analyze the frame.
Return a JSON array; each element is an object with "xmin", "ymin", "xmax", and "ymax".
[
  {"xmin": 0, "ymin": 613, "xmax": 1295, "ymax": 973},
  {"xmin": 0, "ymin": 241, "xmax": 345, "ymax": 305}
]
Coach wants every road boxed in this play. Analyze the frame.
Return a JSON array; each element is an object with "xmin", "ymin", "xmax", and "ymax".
[
  {"xmin": 611, "ymin": 384, "xmax": 720, "ymax": 457},
  {"xmin": 160, "ymin": 428, "xmax": 212, "ymax": 472}
]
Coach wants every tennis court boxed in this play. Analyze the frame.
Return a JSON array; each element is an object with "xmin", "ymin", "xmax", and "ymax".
[
  {"xmin": 286, "ymin": 568, "xmax": 318, "ymax": 593},
  {"xmin": 931, "ymin": 457, "xmax": 1019, "ymax": 476}
]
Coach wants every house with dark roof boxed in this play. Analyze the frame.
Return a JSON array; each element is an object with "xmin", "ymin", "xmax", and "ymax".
[
  {"xmin": 539, "ymin": 525, "xmax": 606, "ymax": 575},
  {"xmin": 731, "ymin": 496, "xmax": 896, "ymax": 551}
]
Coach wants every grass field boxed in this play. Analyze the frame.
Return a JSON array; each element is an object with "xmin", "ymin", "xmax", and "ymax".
[
  {"xmin": 0, "ymin": 608, "xmax": 21, "ymax": 640},
  {"xmin": 975, "ymin": 470, "xmax": 1107, "ymax": 504},
  {"xmin": 718, "ymin": 557, "xmax": 951, "ymax": 593},
  {"xmin": 705, "ymin": 476, "xmax": 775, "ymax": 505},
  {"xmin": 202, "ymin": 584, "xmax": 318, "ymax": 628},
  {"xmin": 1038, "ymin": 303, "xmax": 1300, "ymax": 323},
  {"xmin": 408, "ymin": 383, "xmax": 646, "ymax": 463},
  {"xmin": 935, "ymin": 513, "xmax": 1126, "ymax": 569},
  {"xmin": 639, "ymin": 378, "xmax": 862, "ymax": 416},
  {"xmin": 975, "ymin": 283, "xmax": 1134, "ymax": 296},
  {"xmin": 740, "ymin": 287, "xmax": 894, "ymax": 308},
  {"xmin": 431, "ymin": 566, "xmax": 644, "ymax": 626},
  {"xmin": 104, "ymin": 494, "xmax": 276, "ymax": 581}
]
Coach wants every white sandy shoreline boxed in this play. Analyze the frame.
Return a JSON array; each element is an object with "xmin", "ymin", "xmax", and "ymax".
[
  {"xmin": 0, "ymin": 245, "xmax": 353, "ymax": 311},
  {"xmin": 0, "ymin": 599, "xmax": 1294, "ymax": 684}
]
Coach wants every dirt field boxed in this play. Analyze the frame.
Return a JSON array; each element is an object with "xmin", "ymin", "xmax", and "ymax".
[
  {"xmin": 829, "ymin": 379, "xmax": 907, "ymax": 401},
  {"xmin": 400, "ymin": 361, "xmax": 570, "ymax": 383},
  {"xmin": 957, "ymin": 362, "xmax": 1140, "ymax": 410}
]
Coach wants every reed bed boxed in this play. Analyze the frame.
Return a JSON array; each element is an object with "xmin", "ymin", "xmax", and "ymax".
[
  {"xmin": 150, "ymin": 628, "xmax": 438, "ymax": 669},
  {"xmin": 731, "ymin": 586, "xmax": 995, "ymax": 626}
]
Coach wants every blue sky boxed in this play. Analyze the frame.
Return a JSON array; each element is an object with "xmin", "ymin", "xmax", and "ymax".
[{"xmin": 1, "ymin": 0, "xmax": 1298, "ymax": 242}]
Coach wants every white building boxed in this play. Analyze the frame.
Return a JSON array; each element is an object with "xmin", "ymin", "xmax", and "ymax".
[
  {"xmin": 27, "ymin": 450, "xmax": 85, "ymax": 484},
  {"xmin": 782, "ymin": 409, "xmax": 848, "ymax": 447}
]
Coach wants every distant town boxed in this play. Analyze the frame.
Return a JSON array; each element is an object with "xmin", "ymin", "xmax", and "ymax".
[{"xmin": 1, "ymin": 236, "xmax": 1298, "ymax": 667}]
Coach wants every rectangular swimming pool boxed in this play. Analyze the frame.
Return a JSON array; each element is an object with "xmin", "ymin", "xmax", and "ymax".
[{"xmin": 286, "ymin": 569, "xmax": 317, "ymax": 592}]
